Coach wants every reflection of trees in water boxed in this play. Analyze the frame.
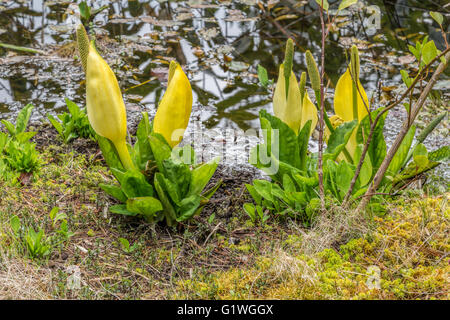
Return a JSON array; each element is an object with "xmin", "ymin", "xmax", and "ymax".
[{"xmin": 0, "ymin": 0, "xmax": 447, "ymax": 128}]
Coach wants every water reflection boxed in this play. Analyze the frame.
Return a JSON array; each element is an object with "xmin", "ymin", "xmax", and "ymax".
[{"xmin": 0, "ymin": 0, "xmax": 448, "ymax": 131}]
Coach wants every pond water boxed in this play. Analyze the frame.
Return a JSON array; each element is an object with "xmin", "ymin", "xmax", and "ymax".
[{"xmin": 1, "ymin": 0, "xmax": 448, "ymax": 127}]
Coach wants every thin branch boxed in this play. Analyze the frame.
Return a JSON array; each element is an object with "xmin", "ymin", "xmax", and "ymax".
[
  {"xmin": 356, "ymin": 49, "xmax": 450, "ymax": 212},
  {"xmin": 342, "ymin": 47, "xmax": 450, "ymax": 207},
  {"xmin": 317, "ymin": 2, "xmax": 326, "ymax": 209}
]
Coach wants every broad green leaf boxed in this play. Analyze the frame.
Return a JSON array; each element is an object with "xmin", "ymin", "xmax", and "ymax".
[
  {"xmin": 15, "ymin": 103, "xmax": 34, "ymax": 134},
  {"xmin": 96, "ymin": 135, "xmax": 125, "ymax": 173},
  {"xmin": 1, "ymin": 120, "xmax": 16, "ymax": 136},
  {"xmin": 354, "ymin": 144, "xmax": 372, "ymax": 187},
  {"xmin": 400, "ymin": 70, "xmax": 412, "ymax": 87},
  {"xmin": 243, "ymin": 203, "xmax": 256, "ymax": 221},
  {"xmin": 149, "ymin": 133, "xmax": 172, "ymax": 174},
  {"xmin": 257, "ymin": 65, "xmax": 269, "ymax": 88},
  {"xmin": 47, "ymin": 114, "xmax": 63, "ymax": 136},
  {"xmin": 15, "ymin": 132, "xmax": 36, "ymax": 143},
  {"xmin": 297, "ymin": 120, "xmax": 312, "ymax": 171},
  {"xmin": 246, "ymin": 184, "xmax": 262, "ymax": 205},
  {"xmin": 65, "ymin": 98, "xmax": 81, "ymax": 118},
  {"xmin": 282, "ymin": 174, "xmax": 296, "ymax": 193},
  {"xmin": 176, "ymin": 195, "xmax": 202, "ymax": 222},
  {"xmin": 336, "ymin": 161, "xmax": 354, "ymax": 198},
  {"xmin": 387, "ymin": 125, "xmax": 416, "ymax": 175},
  {"xmin": 99, "ymin": 183, "xmax": 128, "ymax": 203},
  {"xmin": 188, "ymin": 157, "xmax": 219, "ymax": 197},
  {"xmin": 325, "ymin": 120, "xmax": 358, "ymax": 159},
  {"xmin": 430, "ymin": 11, "xmax": 443, "ymax": 25},
  {"xmin": 109, "ymin": 204, "xmax": 137, "ymax": 216},
  {"xmin": 259, "ymin": 110, "xmax": 300, "ymax": 168},
  {"xmin": 412, "ymin": 143, "xmax": 428, "ymax": 167},
  {"xmin": 422, "ymin": 41, "xmax": 437, "ymax": 65},
  {"xmin": 154, "ymin": 173, "xmax": 177, "ymax": 225},
  {"xmin": 338, "ymin": 0, "xmax": 357, "ymax": 11},
  {"xmin": 10, "ymin": 215, "xmax": 20, "ymax": 235},
  {"xmin": 253, "ymin": 179, "xmax": 275, "ymax": 203},
  {"xmin": 135, "ymin": 112, "xmax": 153, "ymax": 169},
  {"xmin": 428, "ymin": 146, "xmax": 449, "ymax": 162},
  {"xmin": 121, "ymin": 170, "xmax": 154, "ymax": 198},
  {"xmin": 201, "ymin": 179, "xmax": 222, "ymax": 200},
  {"xmin": 393, "ymin": 160, "xmax": 440, "ymax": 187},
  {"xmin": 163, "ymin": 158, "xmax": 191, "ymax": 199},
  {"xmin": 357, "ymin": 110, "xmax": 387, "ymax": 174},
  {"xmin": 126, "ymin": 196, "xmax": 162, "ymax": 220}
]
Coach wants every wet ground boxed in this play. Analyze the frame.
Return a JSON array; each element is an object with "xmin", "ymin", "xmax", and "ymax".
[{"xmin": 0, "ymin": 0, "xmax": 448, "ymax": 172}]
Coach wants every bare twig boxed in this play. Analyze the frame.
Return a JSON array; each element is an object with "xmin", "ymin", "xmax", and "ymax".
[
  {"xmin": 317, "ymin": 2, "xmax": 326, "ymax": 209},
  {"xmin": 342, "ymin": 47, "xmax": 450, "ymax": 207},
  {"xmin": 356, "ymin": 49, "xmax": 450, "ymax": 212}
]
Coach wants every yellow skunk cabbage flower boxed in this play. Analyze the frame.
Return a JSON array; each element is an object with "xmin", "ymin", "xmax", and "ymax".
[
  {"xmin": 153, "ymin": 61, "xmax": 193, "ymax": 148},
  {"xmin": 334, "ymin": 68, "xmax": 369, "ymax": 123},
  {"xmin": 333, "ymin": 67, "xmax": 369, "ymax": 158},
  {"xmin": 301, "ymin": 92, "xmax": 318, "ymax": 136},
  {"xmin": 273, "ymin": 64, "xmax": 318, "ymax": 135},
  {"xmin": 86, "ymin": 41, "xmax": 134, "ymax": 170}
]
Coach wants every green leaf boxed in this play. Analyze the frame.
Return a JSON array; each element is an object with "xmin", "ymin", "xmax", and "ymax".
[
  {"xmin": 109, "ymin": 204, "xmax": 137, "ymax": 216},
  {"xmin": 188, "ymin": 157, "xmax": 219, "ymax": 197},
  {"xmin": 246, "ymin": 184, "xmax": 262, "ymax": 205},
  {"xmin": 65, "ymin": 98, "xmax": 81, "ymax": 118},
  {"xmin": 126, "ymin": 196, "xmax": 162, "ymax": 220},
  {"xmin": 412, "ymin": 143, "xmax": 428, "ymax": 167},
  {"xmin": 135, "ymin": 112, "xmax": 153, "ymax": 170},
  {"xmin": 47, "ymin": 114, "xmax": 63, "ymax": 136},
  {"xmin": 387, "ymin": 125, "xmax": 416, "ymax": 175},
  {"xmin": 100, "ymin": 183, "xmax": 128, "ymax": 203},
  {"xmin": 78, "ymin": 1, "xmax": 91, "ymax": 21},
  {"xmin": 15, "ymin": 132, "xmax": 36, "ymax": 143},
  {"xmin": 259, "ymin": 110, "xmax": 300, "ymax": 168},
  {"xmin": 428, "ymin": 146, "xmax": 449, "ymax": 162},
  {"xmin": 97, "ymin": 135, "xmax": 125, "ymax": 173},
  {"xmin": 400, "ymin": 70, "xmax": 412, "ymax": 87},
  {"xmin": 1, "ymin": 120, "xmax": 16, "ymax": 136},
  {"xmin": 149, "ymin": 133, "xmax": 172, "ymax": 174},
  {"xmin": 257, "ymin": 65, "xmax": 269, "ymax": 88},
  {"xmin": 326, "ymin": 120, "xmax": 358, "ymax": 159},
  {"xmin": 422, "ymin": 41, "xmax": 437, "ymax": 65},
  {"xmin": 163, "ymin": 158, "xmax": 192, "ymax": 199},
  {"xmin": 253, "ymin": 179, "xmax": 275, "ymax": 203},
  {"xmin": 338, "ymin": 0, "xmax": 357, "ymax": 11},
  {"xmin": 154, "ymin": 173, "xmax": 177, "ymax": 226},
  {"xmin": 430, "ymin": 11, "xmax": 443, "ymax": 25},
  {"xmin": 10, "ymin": 215, "xmax": 20, "ymax": 235},
  {"xmin": 176, "ymin": 195, "xmax": 202, "ymax": 222},
  {"xmin": 354, "ymin": 144, "xmax": 372, "ymax": 187},
  {"xmin": 357, "ymin": 110, "xmax": 387, "ymax": 174},
  {"xmin": 243, "ymin": 203, "xmax": 256, "ymax": 222},
  {"xmin": 15, "ymin": 103, "xmax": 34, "ymax": 134},
  {"xmin": 282, "ymin": 174, "xmax": 296, "ymax": 193},
  {"xmin": 297, "ymin": 120, "xmax": 312, "ymax": 171},
  {"xmin": 121, "ymin": 170, "xmax": 154, "ymax": 198},
  {"xmin": 315, "ymin": 0, "xmax": 329, "ymax": 10},
  {"xmin": 202, "ymin": 179, "xmax": 222, "ymax": 200}
]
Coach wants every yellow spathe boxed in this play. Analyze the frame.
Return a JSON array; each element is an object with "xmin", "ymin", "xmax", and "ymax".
[
  {"xmin": 86, "ymin": 42, "xmax": 133, "ymax": 170},
  {"xmin": 334, "ymin": 68, "xmax": 369, "ymax": 122},
  {"xmin": 153, "ymin": 61, "xmax": 193, "ymax": 148},
  {"xmin": 273, "ymin": 64, "xmax": 302, "ymax": 134},
  {"xmin": 333, "ymin": 67, "xmax": 370, "ymax": 158},
  {"xmin": 273, "ymin": 64, "xmax": 318, "ymax": 136}
]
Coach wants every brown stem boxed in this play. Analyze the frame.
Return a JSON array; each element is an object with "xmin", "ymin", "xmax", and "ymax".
[
  {"xmin": 342, "ymin": 47, "xmax": 450, "ymax": 207},
  {"xmin": 317, "ymin": 3, "xmax": 326, "ymax": 209},
  {"xmin": 356, "ymin": 50, "xmax": 450, "ymax": 212}
]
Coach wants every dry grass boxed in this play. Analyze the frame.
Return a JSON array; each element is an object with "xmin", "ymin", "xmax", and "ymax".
[{"xmin": 0, "ymin": 251, "xmax": 53, "ymax": 299}]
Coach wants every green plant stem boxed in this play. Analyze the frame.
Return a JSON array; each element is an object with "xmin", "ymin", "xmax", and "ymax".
[
  {"xmin": 0, "ymin": 43, "xmax": 44, "ymax": 54},
  {"xmin": 113, "ymin": 139, "xmax": 134, "ymax": 171},
  {"xmin": 313, "ymin": 90, "xmax": 354, "ymax": 164}
]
